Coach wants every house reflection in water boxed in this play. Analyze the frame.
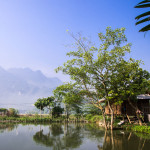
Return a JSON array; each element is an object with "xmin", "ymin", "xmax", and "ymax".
[{"xmin": 98, "ymin": 130, "xmax": 150, "ymax": 150}]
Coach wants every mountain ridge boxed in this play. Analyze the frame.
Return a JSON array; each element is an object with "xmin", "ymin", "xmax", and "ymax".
[{"xmin": 0, "ymin": 67, "xmax": 62, "ymax": 104}]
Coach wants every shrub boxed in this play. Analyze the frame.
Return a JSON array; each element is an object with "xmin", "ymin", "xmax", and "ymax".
[
  {"xmin": 90, "ymin": 115, "xmax": 103, "ymax": 122},
  {"xmin": 7, "ymin": 108, "xmax": 18, "ymax": 117},
  {"xmin": 131, "ymin": 125, "xmax": 150, "ymax": 134},
  {"xmin": 85, "ymin": 114, "xmax": 93, "ymax": 121}
]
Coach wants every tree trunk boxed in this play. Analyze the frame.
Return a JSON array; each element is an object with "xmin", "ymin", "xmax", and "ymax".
[
  {"xmin": 108, "ymin": 101, "xmax": 114, "ymax": 130},
  {"xmin": 40, "ymin": 106, "xmax": 42, "ymax": 119},
  {"xmin": 111, "ymin": 129, "xmax": 114, "ymax": 150},
  {"xmin": 136, "ymin": 112, "xmax": 142, "ymax": 126},
  {"xmin": 94, "ymin": 104, "xmax": 108, "ymax": 130},
  {"xmin": 48, "ymin": 106, "xmax": 51, "ymax": 119},
  {"xmin": 101, "ymin": 111, "xmax": 108, "ymax": 130},
  {"xmin": 127, "ymin": 98, "xmax": 142, "ymax": 126}
]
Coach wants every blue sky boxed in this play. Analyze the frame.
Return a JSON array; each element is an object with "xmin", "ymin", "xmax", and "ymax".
[{"xmin": 0, "ymin": 0, "xmax": 149, "ymax": 82}]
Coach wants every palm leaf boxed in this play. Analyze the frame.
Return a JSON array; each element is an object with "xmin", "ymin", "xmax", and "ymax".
[
  {"xmin": 138, "ymin": 0, "xmax": 150, "ymax": 5},
  {"xmin": 136, "ymin": 17, "xmax": 150, "ymax": 25},
  {"xmin": 135, "ymin": 1, "xmax": 150, "ymax": 32},
  {"xmin": 139, "ymin": 24, "xmax": 150, "ymax": 32},
  {"xmin": 135, "ymin": 3, "xmax": 150, "ymax": 8},
  {"xmin": 135, "ymin": 11, "xmax": 150, "ymax": 20}
]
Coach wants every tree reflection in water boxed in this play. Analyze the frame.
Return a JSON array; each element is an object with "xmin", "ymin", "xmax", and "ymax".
[
  {"xmin": 33, "ymin": 123, "xmax": 150, "ymax": 150},
  {"xmin": 33, "ymin": 123, "xmax": 83, "ymax": 149},
  {"xmin": 0, "ymin": 123, "xmax": 18, "ymax": 133},
  {"xmin": 97, "ymin": 130, "xmax": 150, "ymax": 150}
]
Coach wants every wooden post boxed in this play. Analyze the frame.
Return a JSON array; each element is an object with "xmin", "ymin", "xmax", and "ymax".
[{"xmin": 126, "ymin": 114, "xmax": 131, "ymax": 124}]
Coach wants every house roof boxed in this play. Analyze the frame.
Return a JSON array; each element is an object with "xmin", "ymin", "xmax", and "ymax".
[{"xmin": 137, "ymin": 94, "xmax": 150, "ymax": 100}]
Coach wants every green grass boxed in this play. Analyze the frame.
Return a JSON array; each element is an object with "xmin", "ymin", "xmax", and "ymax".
[
  {"xmin": 0, "ymin": 115, "xmax": 84, "ymax": 123},
  {"xmin": 0, "ymin": 116, "xmax": 52, "ymax": 123},
  {"xmin": 85, "ymin": 114, "xmax": 103, "ymax": 123},
  {"xmin": 124, "ymin": 124, "xmax": 150, "ymax": 134}
]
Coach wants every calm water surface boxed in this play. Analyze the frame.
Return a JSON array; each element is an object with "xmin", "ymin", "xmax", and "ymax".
[{"xmin": 0, "ymin": 123, "xmax": 150, "ymax": 150}]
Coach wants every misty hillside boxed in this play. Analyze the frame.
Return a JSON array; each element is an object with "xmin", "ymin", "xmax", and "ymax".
[{"xmin": 0, "ymin": 67, "xmax": 62, "ymax": 104}]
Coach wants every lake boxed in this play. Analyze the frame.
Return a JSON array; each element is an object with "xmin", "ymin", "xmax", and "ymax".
[{"xmin": 0, "ymin": 123, "xmax": 150, "ymax": 150}]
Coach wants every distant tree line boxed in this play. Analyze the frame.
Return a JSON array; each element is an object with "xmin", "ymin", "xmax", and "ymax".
[{"xmin": 0, "ymin": 108, "xmax": 18, "ymax": 117}]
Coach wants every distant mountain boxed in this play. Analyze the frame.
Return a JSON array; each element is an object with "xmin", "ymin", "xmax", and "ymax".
[
  {"xmin": 8, "ymin": 68, "xmax": 61, "ymax": 88},
  {"xmin": 0, "ymin": 67, "xmax": 62, "ymax": 105}
]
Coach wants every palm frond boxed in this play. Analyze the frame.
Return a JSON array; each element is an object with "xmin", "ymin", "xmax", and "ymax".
[
  {"xmin": 135, "ymin": 11, "xmax": 150, "ymax": 20},
  {"xmin": 135, "ymin": 1, "xmax": 150, "ymax": 32},
  {"xmin": 135, "ymin": 3, "xmax": 150, "ymax": 8},
  {"xmin": 136, "ymin": 17, "xmax": 150, "ymax": 25},
  {"xmin": 138, "ymin": 0, "xmax": 150, "ymax": 5},
  {"xmin": 139, "ymin": 24, "xmax": 150, "ymax": 32}
]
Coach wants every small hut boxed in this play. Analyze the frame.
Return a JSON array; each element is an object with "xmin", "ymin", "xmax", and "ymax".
[{"xmin": 105, "ymin": 94, "xmax": 150, "ymax": 117}]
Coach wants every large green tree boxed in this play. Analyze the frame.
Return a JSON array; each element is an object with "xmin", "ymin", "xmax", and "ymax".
[
  {"xmin": 135, "ymin": 0, "xmax": 150, "ymax": 32},
  {"xmin": 56, "ymin": 27, "xmax": 150, "ymax": 129}
]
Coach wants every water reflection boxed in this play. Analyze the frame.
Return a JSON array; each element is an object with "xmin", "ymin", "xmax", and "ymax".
[
  {"xmin": 0, "ymin": 123, "xmax": 18, "ymax": 133},
  {"xmin": 33, "ymin": 123, "xmax": 83, "ymax": 149},
  {"xmin": 0, "ymin": 123, "xmax": 149, "ymax": 150},
  {"xmin": 97, "ymin": 130, "xmax": 150, "ymax": 150},
  {"xmin": 33, "ymin": 123, "xmax": 150, "ymax": 150}
]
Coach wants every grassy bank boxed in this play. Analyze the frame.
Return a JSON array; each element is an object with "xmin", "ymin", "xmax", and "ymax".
[
  {"xmin": 1, "ymin": 115, "xmax": 150, "ymax": 134},
  {"xmin": 0, "ymin": 115, "xmax": 63, "ymax": 123},
  {"xmin": 123, "ymin": 124, "xmax": 150, "ymax": 134},
  {"xmin": 0, "ymin": 115, "xmax": 87, "ymax": 123},
  {"xmin": 0, "ymin": 114, "xmax": 104, "ymax": 123}
]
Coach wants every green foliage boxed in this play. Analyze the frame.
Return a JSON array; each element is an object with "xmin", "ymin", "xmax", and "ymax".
[
  {"xmin": 53, "ymin": 83, "xmax": 84, "ymax": 119},
  {"xmin": 90, "ymin": 115, "xmax": 103, "ymax": 122},
  {"xmin": 56, "ymin": 27, "xmax": 133, "ymax": 111},
  {"xmin": 34, "ymin": 96, "xmax": 57, "ymax": 117},
  {"xmin": 83, "ymin": 104, "xmax": 102, "ymax": 115},
  {"xmin": 0, "ymin": 108, "xmax": 8, "ymax": 115},
  {"xmin": 55, "ymin": 27, "xmax": 150, "ymax": 128},
  {"xmin": 0, "ymin": 108, "xmax": 8, "ymax": 112},
  {"xmin": 85, "ymin": 114, "xmax": 103, "ymax": 122},
  {"xmin": 52, "ymin": 106, "xmax": 64, "ymax": 118},
  {"xmin": 125, "ymin": 124, "xmax": 150, "ymax": 134},
  {"xmin": 8, "ymin": 108, "xmax": 18, "ymax": 117},
  {"xmin": 53, "ymin": 83, "xmax": 83, "ymax": 105},
  {"xmin": 0, "ymin": 115, "xmax": 51, "ymax": 122},
  {"xmin": 34, "ymin": 98, "xmax": 47, "ymax": 111},
  {"xmin": 131, "ymin": 125, "xmax": 150, "ymax": 134},
  {"xmin": 135, "ymin": 0, "xmax": 150, "ymax": 32},
  {"xmin": 85, "ymin": 114, "xmax": 93, "ymax": 120}
]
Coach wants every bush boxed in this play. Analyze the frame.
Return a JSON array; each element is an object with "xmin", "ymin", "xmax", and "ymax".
[
  {"xmin": 131, "ymin": 125, "xmax": 150, "ymax": 134},
  {"xmin": 7, "ymin": 108, "xmax": 18, "ymax": 117},
  {"xmin": 85, "ymin": 114, "xmax": 103, "ymax": 122},
  {"xmin": 90, "ymin": 115, "xmax": 103, "ymax": 122},
  {"xmin": 85, "ymin": 114, "xmax": 93, "ymax": 121}
]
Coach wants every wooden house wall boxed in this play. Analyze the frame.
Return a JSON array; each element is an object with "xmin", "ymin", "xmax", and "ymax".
[
  {"xmin": 105, "ymin": 99, "xmax": 150, "ymax": 116},
  {"xmin": 105, "ymin": 104, "xmax": 122, "ymax": 115},
  {"xmin": 125, "ymin": 102, "xmax": 136, "ymax": 116},
  {"xmin": 137, "ymin": 99, "xmax": 149, "ymax": 114}
]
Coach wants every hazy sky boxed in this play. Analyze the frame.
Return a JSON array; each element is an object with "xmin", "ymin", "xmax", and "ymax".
[{"xmin": 0, "ymin": 0, "xmax": 149, "ymax": 82}]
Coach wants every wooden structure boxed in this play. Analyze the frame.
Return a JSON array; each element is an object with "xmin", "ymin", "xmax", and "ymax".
[{"xmin": 105, "ymin": 94, "xmax": 150, "ymax": 116}]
